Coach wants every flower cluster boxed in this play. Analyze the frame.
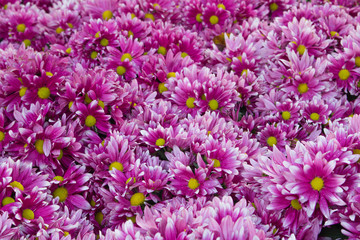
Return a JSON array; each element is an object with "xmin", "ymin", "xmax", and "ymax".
[{"xmin": 1, "ymin": 0, "xmax": 360, "ymax": 239}]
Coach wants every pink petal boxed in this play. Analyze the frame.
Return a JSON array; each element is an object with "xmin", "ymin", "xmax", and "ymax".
[{"xmin": 68, "ymin": 195, "xmax": 91, "ymax": 210}]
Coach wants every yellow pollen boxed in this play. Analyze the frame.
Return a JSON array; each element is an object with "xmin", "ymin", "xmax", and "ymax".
[
  {"xmin": 209, "ymin": 15, "xmax": 219, "ymax": 25},
  {"xmin": 67, "ymin": 23, "xmax": 73, "ymax": 28},
  {"xmin": 98, "ymin": 100, "xmax": 105, "ymax": 109},
  {"xmin": 267, "ymin": 136, "xmax": 277, "ymax": 147},
  {"xmin": 131, "ymin": 13, "xmax": 136, "ymax": 19},
  {"xmin": 155, "ymin": 138, "xmax": 165, "ymax": 146},
  {"xmin": 35, "ymin": 139, "xmax": 44, "ymax": 154},
  {"xmin": 53, "ymin": 176, "xmax": 64, "ymax": 182},
  {"xmin": 353, "ymin": 149, "xmax": 360, "ymax": 154},
  {"xmin": 2, "ymin": 197, "xmax": 15, "ymax": 206},
  {"xmin": 68, "ymin": 101, "xmax": 73, "ymax": 109},
  {"xmin": 158, "ymin": 82, "xmax": 168, "ymax": 93},
  {"xmin": 64, "ymin": 232, "xmax": 70, "ymax": 236},
  {"xmin": 153, "ymin": 3, "xmax": 160, "ymax": 8},
  {"xmin": 23, "ymin": 39, "xmax": 31, "ymax": 47},
  {"xmin": 188, "ymin": 178, "xmax": 200, "ymax": 189},
  {"xmin": 355, "ymin": 56, "xmax": 360, "ymax": 67},
  {"xmin": 53, "ymin": 187, "xmax": 68, "ymax": 202},
  {"xmin": 66, "ymin": 48, "xmax": 72, "ymax": 54},
  {"xmin": 181, "ymin": 52, "xmax": 188, "ymax": 58},
  {"xmin": 121, "ymin": 53, "xmax": 132, "ymax": 62},
  {"xmin": 297, "ymin": 44, "xmax": 306, "ymax": 55},
  {"xmin": 217, "ymin": 3, "xmax": 226, "ymax": 10},
  {"xmin": 196, "ymin": 13, "xmax": 202, "ymax": 23},
  {"xmin": 145, "ymin": 13, "xmax": 155, "ymax": 21},
  {"xmin": 22, "ymin": 209, "xmax": 35, "ymax": 220},
  {"xmin": 17, "ymin": 23, "xmax": 26, "ymax": 33},
  {"xmin": 281, "ymin": 111, "xmax": 291, "ymax": 120},
  {"xmin": 102, "ymin": 10, "xmax": 113, "ymax": 20},
  {"xmin": 90, "ymin": 51, "xmax": 98, "ymax": 59},
  {"xmin": 212, "ymin": 158, "xmax": 221, "ymax": 168},
  {"xmin": 130, "ymin": 192, "xmax": 145, "ymax": 206},
  {"xmin": 167, "ymin": 72, "xmax": 176, "ymax": 78},
  {"xmin": 126, "ymin": 177, "xmax": 135, "ymax": 184},
  {"xmin": 100, "ymin": 38, "xmax": 109, "ymax": 47},
  {"xmin": 311, "ymin": 177, "xmax": 324, "ymax": 191},
  {"xmin": 226, "ymin": 57, "xmax": 232, "ymax": 62},
  {"xmin": 95, "ymin": 211, "xmax": 103, "ymax": 225},
  {"xmin": 38, "ymin": 87, "xmax": 50, "ymax": 99},
  {"xmin": 310, "ymin": 113, "xmax": 320, "ymax": 121},
  {"xmin": 291, "ymin": 199, "xmax": 302, "ymax": 210},
  {"xmin": 46, "ymin": 72, "xmax": 53, "ymax": 77},
  {"xmin": 208, "ymin": 99, "xmax": 219, "ymax": 111},
  {"xmin": 4, "ymin": 4, "xmax": 7, "ymax": 9},
  {"xmin": 90, "ymin": 199, "xmax": 96, "ymax": 207},
  {"xmin": 95, "ymin": 31, "xmax": 100, "ymax": 38},
  {"xmin": 298, "ymin": 83, "xmax": 308, "ymax": 94},
  {"xmin": 56, "ymin": 27, "xmax": 64, "ymax": 34},
  {"xmin": 10, "ymin": 181, "xmax": 24, "ymax": 191},
  {"xmin": 270, "ymin": 2, "xmax": 279, "ymax": 11},
  {"xmin": 0, "ymin": 131, "xmax": 4, "ymax": 141},
  {"xmin": 109, "ymin": 161, "xmax": 124, "ymax": 171},
  {"xmin": 128, "ymin": 30, "xmax": 134, "ymax": 37},
  {"xmin": 116, "ymin": 66, "xmax": 126, "ymax": 75},
  {"xmin": 330, "ymin": 31, "xmax": 338, "ymax": 37},
  {"xmin": 84, "ymin": 93, "xmax": 92, "ymax": 104},
  {"xmin": 186, "ymin": 97, "xmax": 196, "ymax": 109},
  {"xmin": 158, "ymin": 46, "xmax": 167, "ymax": 55},
  {"xmin": 338, "ymin": 69, "xmax": 350, "ymax": 80},
  {"xmin": 85, "ymin": 115, "xmax": 96, "ymax": 127}
]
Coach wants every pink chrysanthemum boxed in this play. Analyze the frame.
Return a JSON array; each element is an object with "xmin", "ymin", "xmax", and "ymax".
[{"xmin": 75, "ymin": 101, "xmax": 111, "ymax": 133}]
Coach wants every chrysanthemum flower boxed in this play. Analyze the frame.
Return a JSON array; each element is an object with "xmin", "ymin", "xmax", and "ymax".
[
  {"xmin": 258, "ymin": 123, "xmax": 287, "ymax": 151},
  {"xmin": 302, "ymin": 98, "xmax": 331, "ymax": 125},
  {"xmin": 115, "ymin": 13, "xmax": 150, "ymax": 40},
  {"xmin": 84, "ymin": 0, "xmax": 120, "ymax": 21},
  {"xmin": 75, "ymin": 101, "xmax": 111, "ymax": 133},
  {"xmin": 51, "ymin": 164, "xmax": 92, "ymax": 210},
  {"xmin": 202, "ymin": 3, "xmax": 230, "ymax": 29},
  {"xmin": 140, "ymin": 125, "xmax": 170, "ymax": 152}
]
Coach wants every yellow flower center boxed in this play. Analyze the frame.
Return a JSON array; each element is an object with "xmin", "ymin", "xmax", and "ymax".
[
  {"xmin": 100, "ymin": 38, "xmax": 109, "ymax": 47},
  {"xmin": 181, "ymin": 52, "xmax": 188, "ymax": 58},
  {"xmin": 19, "ymin": 87, "xmax": 27, "ymax": 97},
  {"xmin": 128, "ymin": 30, "xmax": 134, "ymax": 37},
  {"xmin": 116, "ymin": 66, "xmax": 126, "ymax": 75},
  {"xmin": 153, "ymin": 3, "xmax": 160, "ymax": 8},
  {"xmin": 53, "ymin": 176, "xmax": 64, "ymax": 182},
  {"xmin": 158, "ymin": 46, "xmax": 167, "ymax": 55},
  {"xmin": 0, "ymin": 131, "xmax": 5, "ymax": 142},
  {"xmin": 217, "ymin": 3, "xmax": 226, "ymax": 10},
  {"xmin": 53, "ymin": 187, "xmax": 68, "ymax": 202},
  {"xmin": 310, "ymin": 113, "xmax": 320, "ymax": 121},
  {"xmin": 281, "ymin": 111, "xmax": 291, "ymax": 120},
  {"xmin": 121, "ymin": 53, "xmax": 132, "ymax": 62},
  {"xmin": 67, "ymin": 23, "xmax": 73, "ymax": 28},
  {"xmin": 208, "ymin": 99, "xmax": 219, "ymax": 111},
  {"xmin": 10, "ymin": 181, "xmax": 24, "ymax": 191},
  {"xmin": 35, "ymin": 139, "xmax": 44, "ymax": 154},
  {"xmin": 158, "ymin": 82, "xmax": 168, "ymax": 93},
  {"xmin": 353, "ymin": 149, "xmax": 360, "ymax": 154},
  {"xmin": 186, "ymin": 97, "xmax": 196, "ymax": 109},
  {"xmin": 66, "ymin": 48, "xmax": 72, "ymax": 54},
  {"xmin": 338, "ymin": 69, "xmax": 350, "ymax": 80},
  {"xmin": 90, "ymin": 51, "xmax": 98, "ymax": 59},
  {"xmin": 311, "ymin": 177, "xmax": 324, "ymax": 191},
  {"xmin": 355, "ymin": 56, "xmax": 360, "ymax": 67},
  {"xmin": 38, "ymin": 87, "xmax": 50, "ymax": 99},
  {"xmin": 330, "ymin": 31, "xmax": 339, "ymax": 37},
  {"xmin": 85, "ymin": 115, "xmax": 96, "ymax": 127},
  {"xmin": 109, "ymin": 161, "xmax": 124, "ymax": 171},
  {"xmin": 56, "ymin": 27, "xmax": 64, "ymax": 34},
  {"xmin": 130, "ymin": 192, "xmax": 145, "ymax": 206},
  {"xmin": 84, "ymin": 93, "xmax": 92, "ymax": 104},
  {"xmin": 64, "ymin": 232, "xmax": 70, "ymax": 236},
  {"xmin": 95, "ymin": 31, "xmax": 100, "ymax": 38},
  {"xmin": 291, "ymin": 199, "xmax": 302, "ymax": 210},
  {"xmin": 68, "ymin": 101, "xmax": 73, "ymax": 109},
  {"xmin": 17, "ymin": 23, "xmax": 26, "ymax": 33},
  {"xmin": 297, "ymin": 44, "xmax": 306, "ymax": 55},
  {"xmin": 23, "ymin": 39, "xmax": 31, "ymax": 47},
  {"xmin": 298, "ymin": 83, "xmax": 308, "ymax": 94},
  {"xmin": 2, "ymin": 197, "xmax": 15, "ymax": 206},
  {"xmin": 126, "ymin": 216, "xmax": 136, "ymax": 223},
  {"xmin": 145, "ymin": 13, "xmax": 155, "ymax": 21},
  {"xmin": 267, "ymin": 136, "xmax": 277, "ymax": 147},
  {"xmin": 155, "ymin": 138, "xmax": 165, "ymax": 146},
  {"xmin": 46, "ymin": 72, "xmax": 53, "ymax": 77},
  {"xmin": 98, "ymin": 100, "xmax": 105, "ymax": 109},
  {"xmin": 188, "ymin": 178, "xmax": 200, "ymax": 189},
  {"xmin": 270, "ymin": 2, "xmax": 279, "ymax": 11},
  {"xmin": 95, "ymin": 211, "xmax": 103, "ymax": 225},
  {"xmin": 196, "ymin": 13, "xmax": 202, "ymax": 23},
  {"xmin": 212, "ymin": 158, "xmax": 221, "ymax": 168},
  {"xmin": 167, "ymin": 72, "xmax": 176, "ymax": 78},
  {"xmin": 102, "ymin": 10, "xmax": 113, "ymax": 20},
  {"xmin": 209, "ymin": 15, "xmax": 219, "ymax": 25},
  {"xmin": 22, "ymin": 209, "xmax": 35, "ymax": 220}
]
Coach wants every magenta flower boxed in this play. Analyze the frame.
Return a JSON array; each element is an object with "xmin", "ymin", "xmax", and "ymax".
[
  {"xmin": 75, "ymin": 101, "xmax": 111, "ymax": 133},
  {"xmin": 202, "ymin": 3, "xmax": 230, "ymax": 29}
]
